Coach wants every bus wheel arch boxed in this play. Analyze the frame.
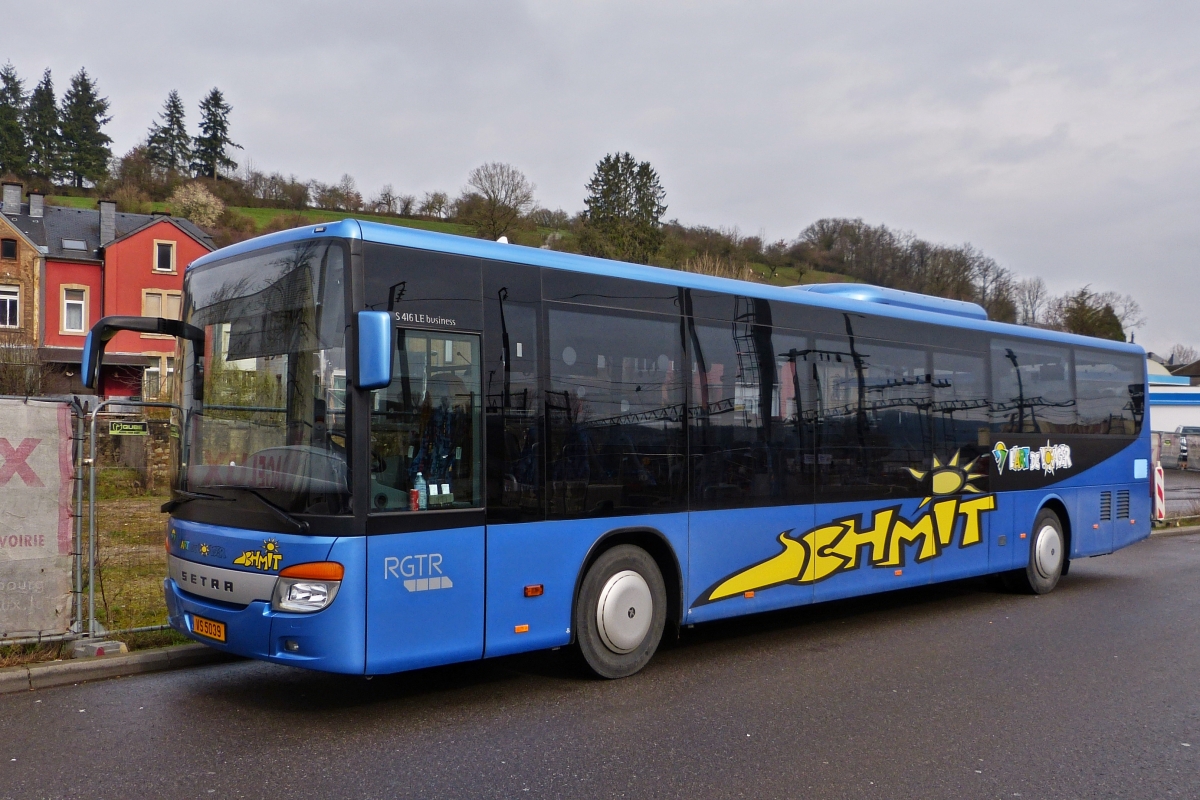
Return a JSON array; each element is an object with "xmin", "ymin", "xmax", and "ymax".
[
  {"xmin": 1004, "ymin": 501, "xmax": 1068, "ymax": 594},
  {"xmin": 1039, "ymin": 496, "xmax": 1072, "ymax": 576},
  {"xmin": 573, "ymin": 527, "xmax": 683, "ymax": 645}
]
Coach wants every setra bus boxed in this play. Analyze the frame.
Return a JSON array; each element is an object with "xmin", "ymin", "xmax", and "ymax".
[{"xmin": 82, "ymin": 220, "xmax": 1150, "ymax": 678}]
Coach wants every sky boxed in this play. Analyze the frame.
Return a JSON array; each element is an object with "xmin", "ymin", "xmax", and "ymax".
[{"xmin": 5, "ymin": 1, "xmax": 1200, "ymax": 352}]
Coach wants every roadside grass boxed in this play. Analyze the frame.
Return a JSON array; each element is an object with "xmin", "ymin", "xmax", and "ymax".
[
  {"xmin": 0, "ymin": 642, "xmax": 68, "ymax": 668},
  {"xmin": 79, "ymin": 474, "xmax": 171, "ymax": 638}
]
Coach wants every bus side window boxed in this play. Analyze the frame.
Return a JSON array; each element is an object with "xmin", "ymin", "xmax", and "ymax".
[
  {"xmin": 813, "ymin": 335, "xmax": 932, "ymax": 502},
  {"xmin": 546, "ymin": 303, "xmax": 686, "ymax": 518},
  {"xmin": 483, "ymin": 262, "xmax": 543, "ymax": 522},
  {"xmin": 688, "ymin": 315, "xmax": 815, "ymax": 509},
  {"xmin": 932, "ymin": 349, "xmax": 990, "ymax": 453},
  {"xmin": 1075, "ymin": 348, "xmax": 1144, "ymax": 435},
  {"xmin": 991, "ymin": 341, "xmax": 1076, "ymax": 434}
]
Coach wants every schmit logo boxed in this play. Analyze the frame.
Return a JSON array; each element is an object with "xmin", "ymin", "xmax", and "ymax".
[
  {"xmin": 697, "ymin": 451, "xmax": 996, "ymax": 605},
  {"xmin": 384, "ymin": 554, "xmax": 453, "ymax": 592}
]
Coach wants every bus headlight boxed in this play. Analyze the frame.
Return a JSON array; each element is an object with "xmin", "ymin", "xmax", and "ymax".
[
  {"xmin": 271, "ymin": 562, "xmax": 345, "ymax": 613},
  {"xmin": 273, "ymin": 578, "xmax": 340, "ymax": 612}
]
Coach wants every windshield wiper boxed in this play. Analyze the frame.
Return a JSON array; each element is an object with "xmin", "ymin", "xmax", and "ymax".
[
  {"xmin": 161, "ymin": 489, "xmax": 235, "ymax": 513},
  {"xmin": 238, "ymin": 489, "xmax": 310, "ymax": 533},
  {"xmin": 163, "ymin": 485, "xmax": 310, "ymax": 533}
]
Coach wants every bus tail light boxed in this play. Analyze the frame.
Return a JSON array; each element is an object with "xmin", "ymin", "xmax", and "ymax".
[{"xmin": 273, "ymin": 562, "xmax": 344, "ymax": 613}]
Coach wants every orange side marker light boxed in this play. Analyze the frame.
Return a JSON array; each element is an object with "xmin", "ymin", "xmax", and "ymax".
[
  {"xmin": 523, "ymin": 584, "xmax": 543, "ymax": 597},
  {"xmin": 744, "ymin": 591, "xmax": 755, "ymax": 598},
  {"xmin": 1020, "ymin": 533, "xmax": 1027, "ymax": 539},
  {"xmin": 894, "ymin": 570, "xmax": 903, "ymax": 576},
  {"xmin": 514, "ymin": 624, "xmax": 529, "ymax": 634}
]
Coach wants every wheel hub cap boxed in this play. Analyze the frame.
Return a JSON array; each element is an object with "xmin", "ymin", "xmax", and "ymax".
[
  {"xmin": 596, "ymin": 570, "xmax": 652, "ymax": 654},
  {"xmin": 1034, "ymin": 524, "xmax": 1062, "ymax": 579}
]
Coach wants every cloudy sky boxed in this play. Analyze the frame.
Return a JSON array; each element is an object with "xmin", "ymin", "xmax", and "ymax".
[{"xmin": 6, "ymin": 1, "xmax": 1199, "ymax": 351}]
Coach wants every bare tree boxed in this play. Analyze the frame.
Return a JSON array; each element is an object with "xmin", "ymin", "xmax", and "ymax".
[
  {"xmin": 1094, "ymin": 290, "xmax": 1145, "ymax": 332},
  {"xmin": 1170, "ymin": 343, "xmax": 1198, "ymax": 366},
  {"xmin": 463, "ymin": 162, "xmax": 536, "ymax": 240},
  {"xmin": 418, "ymin": 191, "xmax": 449, "ymax": 218},
  {"xmin": 336, "ymin": 174, "xmax": 363, "ymax": 212},
  {"xmin": 681, "ymin": 252, "xmax": 759, "ymax": 282},
  {"xmin": 372, "ymin": 184, "xmax": 398, "ymax": 214},
  {"xmin": 1015, "ymin": 276, "xmax": 1048, "ymax": 325},
  {"xmin": 0, "ymin": 331, "xmax": 43, "ymax": 396}
]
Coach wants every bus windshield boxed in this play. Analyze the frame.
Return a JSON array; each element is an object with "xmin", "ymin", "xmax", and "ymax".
[{"xmin": 181, "ymin": 239, "xmax": 350, "ymax": 515}]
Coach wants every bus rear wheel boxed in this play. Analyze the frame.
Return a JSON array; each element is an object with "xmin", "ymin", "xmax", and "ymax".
[
  {"xmin": 1005, "ymin": 508, "xmax": 1065, "ymax": 594},
  {"xmin": 574, "ymin": 545, "xmax": 667, "ymax": 679}
]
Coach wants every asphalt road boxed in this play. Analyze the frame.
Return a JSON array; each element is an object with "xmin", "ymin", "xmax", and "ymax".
[{"xmin": 3, "ymin": 533, "xmax": 1199, "ymax": 800}]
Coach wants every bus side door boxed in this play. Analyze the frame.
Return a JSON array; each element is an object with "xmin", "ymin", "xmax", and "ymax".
[{"xmin": 365, "ymin": 526, "xmax": 485, "ymax": 673}]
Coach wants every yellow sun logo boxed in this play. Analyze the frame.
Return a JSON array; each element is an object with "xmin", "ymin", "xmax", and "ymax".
[
  {"xmin": 199, "ymin": 543, "xmax": 210, "ymax": 556},
  {"xmin": 263, "ymin": 539, "xmax": 279, "ymax": 553},
  {"xmin": 908, "ymin": 451, "xmax": 985, "ymax": 505}
]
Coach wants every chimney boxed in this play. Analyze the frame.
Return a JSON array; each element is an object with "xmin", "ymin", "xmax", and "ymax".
[
  {"xmin": 99, "ymin": 200, "xmax": 116, "ymax": 245},
  {"xmin": 1, "ymin": 182, "xmax": 21, "ymax": 215},
  {"xmin": 28, "ymin": 192, "xmax": 43, "ymax": 219}
]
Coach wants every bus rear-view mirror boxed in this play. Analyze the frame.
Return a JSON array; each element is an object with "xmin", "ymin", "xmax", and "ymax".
[{"xmin": 357, "ymin": 311, "xmax": 393, "ymax": 390}]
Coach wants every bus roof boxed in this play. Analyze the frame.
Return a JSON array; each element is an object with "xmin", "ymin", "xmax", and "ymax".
[{"xmin": 188, "ymin": 218, "xmax": 1145, "ymax": 356}]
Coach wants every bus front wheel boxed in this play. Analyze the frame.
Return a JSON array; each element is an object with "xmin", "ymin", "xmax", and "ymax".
[
  {"xmin": 1005, "ymin": 508, "xmax": 1065, "ymax": 594},
  {"xmin": 574, "ymin": 545, "xmax": 667, "ymax": 679}
]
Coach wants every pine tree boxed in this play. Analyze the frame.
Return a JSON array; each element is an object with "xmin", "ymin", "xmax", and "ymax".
[
  {"xmin": 25, "ymin": 70, "xmax": 60, "ymax": 181},
  {"xmin": 146, "ymin": 90, "xmax": 190, "ymax": 173},
  {"xmin": 59, "ymin": 68, "xmax": 112, "ymax": 188},
  {"xmin": 190, "ymin": 88, "xmax": 241, "ymax": 179},
  {"xmin": 579, "ymin": 152, "xmax": 667, "ymax": 264},
  {"xmin": 0, "ymin": 63, "xmax": 29, "ymax": 176}
]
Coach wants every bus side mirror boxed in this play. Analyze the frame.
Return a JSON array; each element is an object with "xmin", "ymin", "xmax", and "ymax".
[
  {"xmin": 82, "ymin": 330, "xmax": 100, "ymax": 389},
  {"xmin": 357, "ymin": 311, "xmax": 393, "ymax": 390},
  {"xmin": 82, "ymin": 315, "xmax": 206, "ymax": 390}
]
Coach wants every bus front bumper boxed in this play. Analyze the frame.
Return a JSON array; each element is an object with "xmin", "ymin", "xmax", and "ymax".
[{"xmin": 164, "ymin": 578, "xmax": 366, "ymax": 674}]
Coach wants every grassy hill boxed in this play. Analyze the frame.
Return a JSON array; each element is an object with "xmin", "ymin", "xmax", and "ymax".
[{"xmin": 46, "ymin": 196, "xmax": 857, "ymax": 285}]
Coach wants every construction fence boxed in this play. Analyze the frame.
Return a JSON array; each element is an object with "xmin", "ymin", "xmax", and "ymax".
[{"xmin": 0, "ymin": 395, "xmax": 180, "ymax": 647}]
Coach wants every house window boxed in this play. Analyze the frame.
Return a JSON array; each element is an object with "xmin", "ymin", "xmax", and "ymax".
[
  {"xmin": 62, "ymin": 239, "xmax": 88, "ymax": 251},
  {"xmin": 0, "ymin": 285, "xmax": 17, "ymax": 327},
  {"xmin": 154, "ymin": 240, "xmax": 176, "ymax": 272},
  {"xmin": 144, "ymin": 357, "xmax": 175, "ymax": 400},
  {"xmin": 63, "ymin": 288, "xmax": 87, "ymax": 333},
  {"xmin": 143, "ymin": 290, "xmax": 181, "ymax": 320},
  {"xmin": 1, "ymin": 239, "xmax": 15, "ymax": 259},
  {"xmin": 143, "ymin": 366, "xmax": 161, "ymax": 399}
]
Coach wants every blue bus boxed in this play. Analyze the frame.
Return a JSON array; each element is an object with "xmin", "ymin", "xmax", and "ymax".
[{"xmin": 82, "ymin": 220, "xmax": 1150, "ymax": 678}]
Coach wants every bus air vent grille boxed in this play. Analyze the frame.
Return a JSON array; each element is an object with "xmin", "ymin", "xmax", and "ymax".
[
  {"xmin": 1100, "ymin": 491, "xmax": 1112, "ymax": 521},
  {"xmin": 1116, "ymin": 490, "xmax": 1130, "ymax": 520}
]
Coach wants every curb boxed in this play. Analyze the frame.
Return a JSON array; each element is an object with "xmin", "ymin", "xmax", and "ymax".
[
  {"xmin": 1151, "ymin": 524, "xmax": 1200, "ymax": 538},
  {"xmin": 0, "ymin": 643, "xmax": 236, "ymax": 695}
]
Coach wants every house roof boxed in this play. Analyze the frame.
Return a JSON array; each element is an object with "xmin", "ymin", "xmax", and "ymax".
[
  {"xmin": 1, "ymin": 202, "xmax": 215, "ymax": 262},
  {"xmin": 0, "ymin": 205, "xmax": 48, "ymax": 250}
]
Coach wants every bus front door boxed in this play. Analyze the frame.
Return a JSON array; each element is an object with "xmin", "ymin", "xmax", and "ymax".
[{"xmin": 365, "ymin": 526, "xmax": 486, "ymax": 674}]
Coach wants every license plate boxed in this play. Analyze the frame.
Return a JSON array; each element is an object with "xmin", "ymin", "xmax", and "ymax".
[{"xmin": 192, "ymin": 615, "xmax": 226, "ymax": 643}]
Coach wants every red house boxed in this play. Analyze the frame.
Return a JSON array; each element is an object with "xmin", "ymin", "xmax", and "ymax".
[{"xmin": 2, "ymin": 187, "xmax": 214, "ymax": 397}]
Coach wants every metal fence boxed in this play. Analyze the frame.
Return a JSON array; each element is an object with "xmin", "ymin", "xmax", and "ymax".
[{"xmin": 0, "ymin": 396, "xmax": 181, "ymax": 648}]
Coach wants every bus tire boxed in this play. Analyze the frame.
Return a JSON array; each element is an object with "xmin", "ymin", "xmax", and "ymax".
[
  {"xmin": 574, "ymin": 545, "xmax": 667, "ymax": 679},
  {"xmin": 1005, "ymin": 508, "xmax": 1065, "ymax": 594}
]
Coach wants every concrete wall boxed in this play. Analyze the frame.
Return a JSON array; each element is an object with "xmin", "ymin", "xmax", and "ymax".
[{"xmin": 1149, "ymin": 403, "xmax": 1200, "ymax": 433}]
